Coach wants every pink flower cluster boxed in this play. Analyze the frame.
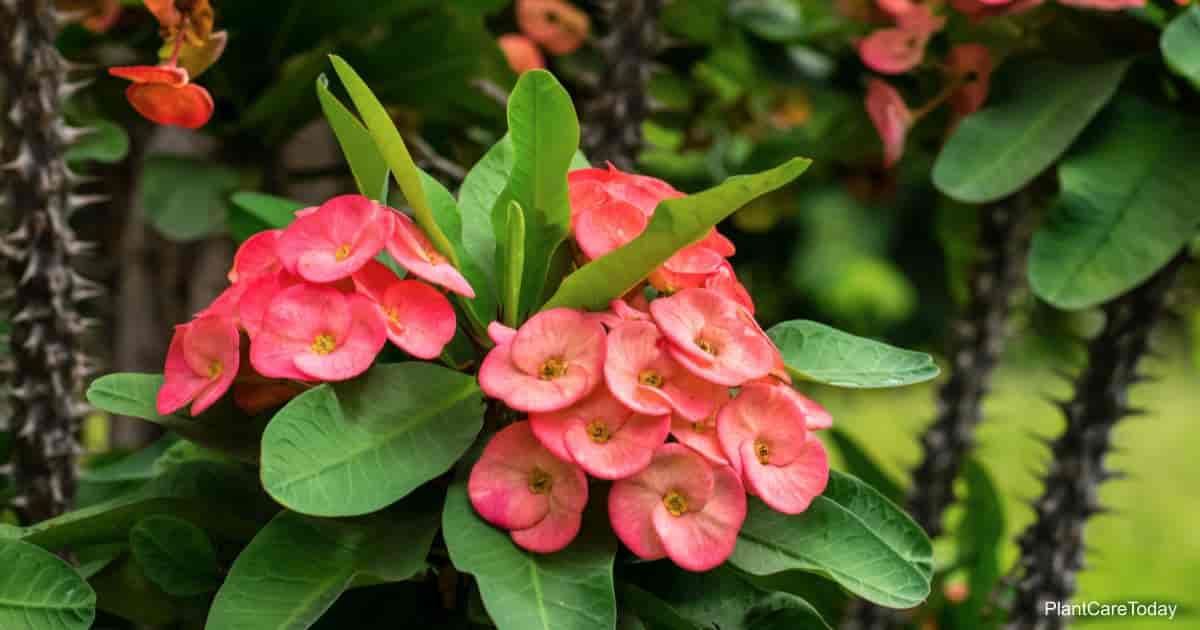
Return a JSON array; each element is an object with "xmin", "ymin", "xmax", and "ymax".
[
  {"xmin": 469, "ymin": 169, "xmax": 831, "ymax": 571},
  {"xmin": 156, "ymin": 194, "xmax": 473, "ymax": 416}
]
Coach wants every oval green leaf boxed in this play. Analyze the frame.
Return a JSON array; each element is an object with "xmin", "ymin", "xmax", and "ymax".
[
  {"xmin": 443, "ymin": 483, "xmax": 617, "ymax": 630},
  {"xmin": 729, "ymin": 471, "xmax": 933, "ymax": 608},
  {"xmin": 1028, "ymin": 98, "xmax": 1200, "ymax": 310},
  {"xmin": 130, "ymin": 516, "xmax": 222, "ymax": 597},
  {"xmin": 544, "ymin": 157, "xmax": 811, "ymax": 312},
  {"xmin": 0, "ymin": 537, "xmax": 96, "ymax": 630},
  {"xmin": 932, "ymin": 60, "xmax": 1129, "ymax": 203},
  {"xmin": 767, "ymin": 320, "xmax": 938, "ymax": 388},
  {"xmin": 1163, "ymin": 6, "xmax": 1200, "ymax": 90},
  {"xmin": 260, "ymin": 363, "xmax": 483, "ymax": 517}
]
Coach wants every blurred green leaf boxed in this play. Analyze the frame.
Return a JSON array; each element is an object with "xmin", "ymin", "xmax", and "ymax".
[
  {"xmin": 229, "ymin": 191, "xmax": 306, "ymax": 230},
  {"xmin": 828, "ymin": 429, "xmax": 904, "ymax": 504},
  {"xmin": 89, "ymin": 554, "xmax": 178, "ymax": 627},
  {"xmin": 729, "ymin": 472, "xmax": 933, "ymax": 608},
  {"xmin": 142, "ymin": 156, "xmax": 241, "ymax": 241},
  {"xmin": 0, "ymin": 537, "xmax": 96, "ymax": 630},
  {"xmin": 316, "ymin": 74, "xmax": 389, "ymax": 202},
  {"xmin": 768, "ymin": 320, "xmax": 939, "ymax": 388},
  {"xmin": 75, "ymin": 543, "xmax": 125, "ymax": 580},
  {"xmin": 65, "ymin": 119, "xmax": 129, "ymax": 164},
  {"xmin": 80, "ymin": 436, "xmax": 178, "ymax": 485},
  {"xmin": 730, "ymin": 0, "xmax": 805, "ymax": 42},
  {"xmin": 661, "ymin": 0, "xmax": 725, "ymax": 43},
  {"xmin": 1028, "ymin": 98, "xmax": 1200, "ymax": 310},
  {"xmin": 130, "ymin": 516, "xmax": 221, "ymax": 597},
  {"xmin": 1163, "ymin": 6, "xmax": 1200, "ymax": 89},
  {"xmin": 260, "ymin": 363, "xmax": 483, "ymax": 517},
  {"xmin": 545, "ymin": 157, "xmax": 810, "ymax": 312},
  {"xmin": 948, "ymin": 459, "xmax": 1005, "ymax": 630},
  {"xmin": 933, "ymin": 60, "xmax": 1129, "ymax": 203},
  {"xmin": 618, "ymin": 583, "xmax": 700, "ymax": 630}
]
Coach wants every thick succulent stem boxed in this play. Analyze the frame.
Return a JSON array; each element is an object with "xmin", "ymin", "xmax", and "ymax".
[
  {"xmin": 580, "ymin": 0, "xmax": 661, "ymax": 170},
  {"xmin": 1006, "ymin": 253, "xmax": 1187, "ymax": 630},
  {"xmin": 0, "ymin": 0, "xmax": 97, "ymax": 522}
]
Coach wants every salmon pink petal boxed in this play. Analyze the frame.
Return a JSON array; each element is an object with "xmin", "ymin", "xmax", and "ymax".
[
  {"xmin": 109, "ymin": 64, "xmax": 188, "ymax": 86},
  {"xmin": 196, "ymin": 282, "xmax": 247, "ymax": 321},
  {"xmin": 574, "ymin": 202, "xmax": 647, "ymax": 260},
  {"xmin": 157, "ymin": 326, "xmax": 210, "ymax": 415},
  {"xmin": 157, "ymin": 315, "xmax": 238, "ymax": 416},
  {"xmin": 651, "ymin": 288, "xmax": 776, "ymax": 386},
  {"xmin": 568, "ymin": 178, "xmax": 609, "ymax": 220},
  {"xmin": 866, "ymin": 78, "xmax": 912, "ymax": 168},
  {"xmin": 510, "ymin": 309, "xmax": 605, "ymax": 376},
  {"xmin": 651, "ymin": 462, "xmax": 746, "ymax": 572},
  {"xmin": 778, "ymin": 387, "xmax": 833, "ymax": 430},
  {"xmin": 858, "ymin": 28, "xmax": 926, "ymax": 75},
  {"xmin": 516, "ymin": 0, "xmax": 591, "ymax": 55},
  {"xmin": 350, "ymin": 259, "xmax": 402, "ymax": 303},
  {"xmin": 670, "ymin": 415, "xmax": 728, "ymax": 465},
  {"xmin": 604, "ymin": 321, "xmax": 719, "ymax": 420},
  {"xmin": 277, "ymin": 195, "xmax": 391, "ymax": 283},
  {"xmin": 610, "ymin": 298, "xmax": 650, "ymax": 322},
  {"xmin": 480, "ymin": 343, "xmax": 585, "ymax": 413},
  {"xmin": 699, "ymin": 229, "xmax": 736, "ymax": 257},
  {"xmin": 704, "ymin": 261, "xmax": 755, "ymax": 315},
  {"xmin": 498, "ymin": 34, "xmax": 546, "ymax": 74},
  {"xmin": 608, "ymin": 444, "xmax": 716, "ymax": 560},
  {"xmin": 647, "ymin": 266, "xmax": 708, "ymax": 294},
  {"xmin": 228, "ymin": 229, "xmax": 282, "ymax": 283},
  {"xmin": 608, "ymin": 478, "xmax": 667, "ymax": 560},
  {"xmin": 378, "ymin": 280, "xmax": 456, "ymax": 359},
  {"xmin": 387, "ymin": 213, "xmax": 475, "ymax": 297},
  {"xmin": 741, "ymin": 437, "xmax": 829, "ymax": 514},
  {"xmin": 125, "ymin": 83, "xmax": 214, "ymax": 129},
  {"xmin": 293, "ymin": 294, "xmax": 387, "ymax": 381},
  {"xmin": 511, "ymin": 507, "xmax": 583, "ymax": 553},
  {"xmin": 530, "ymin": 387, "xmax": 626, "ymax": 462},
  {"xmin": 469, "ymin": 424, "xmax": 553, "ymax": 530},
  {"xmin": 564, "ymin": 410, "xmax": 670, "ymax": 480},
  {"xmin": 663, "ymin": 242, "xmax": 725, "ymax": 275},
  {"xmin": 479, "ymin": 309, "xmax": 605, "ymax": 412},
  {"xmin": 947, "ymin": 43, "xmax": 994, "ymax": 117},
  {"xmin": 488, "ymin": 321, "xmax": 518, "ymax": 346},
  {"xmin": 250, "ymin": 283, "xmax": 351, "ymax": 381},
  {"xmin": 238, "ymin": 271, "xmax": 301, "ymax": 339},
  {"xmin": 717, "ymin": 382, "xmax": 810, "ymax": 477}
]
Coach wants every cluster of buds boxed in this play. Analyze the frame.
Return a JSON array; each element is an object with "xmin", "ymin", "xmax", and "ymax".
[
  {"xmin": 107, "ymin": 0, "xmax": 226, "ymax": 129},
  {"xmin": 498, "ymin": 0, "xmax": 591, "ymax": 74},
  {"xmin": 155, "ymin": 195, "xmax": 473, "ymax": 417},
  {"xmin": 470, "ymin": 167, "xmax": 831, "ymax": 571}
]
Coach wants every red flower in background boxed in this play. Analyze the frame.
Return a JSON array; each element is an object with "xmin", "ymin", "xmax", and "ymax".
[
  {"xmin": 108, "ymin": 64, "xmax": 214, "ymax": 129},
  {"xmin": 498, "ymin": 34, "xmax": 546, "ymax": 74},
  {"xmin": 516, "ymin": 0, "xmax": 590, "ymax": 55}
]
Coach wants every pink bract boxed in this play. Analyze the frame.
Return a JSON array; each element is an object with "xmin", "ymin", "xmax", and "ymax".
[
  {"xmin": 237, "ymin": 270, "xmax": 302, "ymax": 339},
  {"xmin": 228, "ymin": 229, "xmax": 283, "ymax": 284},
  {"xmin": 350, "ymin": 259, "xmax": 401, "ymax": 304},
  {"xmin": 469, "ymin": 421, "xmax": 588, "ymax": 553},
  {"xmin": 498, "ymin": 34, "xmax": 546, "ymax": 74},
  {"xmin": 568, "ymin": 164, "xmax": 683, "ymax": 218},
  {"xmin": 858, "ymin": 4, "xmax": 945, "ymax": 75},
  {"xmin": 530, "ymin": 388, "xmax": 671, "ymax": 480},
  {"xmin": 376, "ymin": 280, "xmax": 457, "ymax": 360},
  {"xmin": 608, "ymin": 443, "xmax": 747, "ymax": 571},
  {"xmin": 717, "ymin": 383, "xmax": 830, "ymax": 514},
  {"xmin": 670, "ymin": 389, "xmax": 733, "ymax": 466},
  {"xmin": 156, "ymin": 314, "xmax": 239, "ymax": 416},
  {"xmin": 947, "ymin": 43, "xmax": 994, "ymax": 117},
  {"xmin": 387, "ymin": 212, "xmax": 475, "ymax": 297},
  {"xmin": 650, "ymin": 288, "xmax": 777, "ymax": 387},
  {"xmin": 866, "ymin": 78, "xmax": 912, "ymax": 168},
  {"xmin": 704, "ymin": 261, "xmax": 756, "ymax": 314},
  {"xmin": 573, "ymin": 199, "xmax": 647, "ymax": 260},
  {"xmin": 478, "ymin": 308, "xmax": 607, "ymax": 413},
  {"xmin": 604, "ymin": 320, "xmax": 720, "ymax": 421},
  {"xmin": 249, "ymin": 283, "xmax": 387, "ymax": 382},
  {"xmin": 276, "ymin": 195, "xmax": 392, "ymax": 283}
]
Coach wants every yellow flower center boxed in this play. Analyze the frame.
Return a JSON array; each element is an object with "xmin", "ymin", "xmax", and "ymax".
[
  {"xmin": 754, "ymin": 439, "xmax": 771, "ymax": 465},
  {"xmin": 311, "ymin": 334, "xmax": 337, "ymax": 355},
  {"xmin": 662, "ymin": 490, "xmax": 688, "ymax": 517},
  {"xmin": 528, "ymin": 467, "xmax": 553, "ymax": 494},
  {"xmin": 585, "ymin": 419, "xmax": 611, "ymax": 444},
  {"xmin": 695, "ymin": 337, "xmax": 719, "ymax": 356},
  {"xmin": 638, "ymin": 369, "xmax": 664, "ymax": 388},
  {"xmin": 538, "ymin": 358, "xmax": 568, "ymax": 380},
  {"xmin": 691, "ymin": 421, "xmax": 711, "ymax": 434},
  {"xmin": 334, "ymin": 244, "xmax": 352, "ymax": 261},
  {"xmin": 206, "ymin": 360, "xmax": 223, "ymax": 380},
  {"xmin": 384, "ymin": 307, "xmax": 404, "ymax": 328}
]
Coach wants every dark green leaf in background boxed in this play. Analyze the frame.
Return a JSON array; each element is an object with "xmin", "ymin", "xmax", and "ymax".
[
  {"xmin": 768, "ymin": 320, "xmax": 939, "ymax": 388},
  {"xmin": 948, "ymin": 459, "xmax": 1006, "ymax": 630},
  {"xmin": 1163, "ymin": 6, "xmax": 1200, "ymax": 90},
  {"xmin": 65, "ymin": 118, "xmax": 130, "ymax": 164},
  {"xmin": 130, "ymin": 516, "xmax": 222, "ymax": 597},
  {"xmin": 141, "ymin": 156, "xmax": 241, "ymax": 241},
  {"xmin": 0, "ymin": 537, "xmax": 96, "ymax": 630}
]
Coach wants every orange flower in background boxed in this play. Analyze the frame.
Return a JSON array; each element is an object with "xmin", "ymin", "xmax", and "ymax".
[
  {"xmin": 946, "ymin": 43, "xmax": 993, "ymax": 117},
  {"xmin": 516, "ymin": 0, "xmax": 590, "ymax": 55},
  {"xmin": 499, "ymin": 34, "xmax": 546, "ymax": 74},
  {"xmin": 108, "ymin": 65, "xmax": 214, "ymax": 129},
  {"xmin": 57, "ymin": 0, "xmax": 122, "ymax": 33},
  {"xmin": 144, "ymin": 0, "xmax": 214, "ymax": 46}
]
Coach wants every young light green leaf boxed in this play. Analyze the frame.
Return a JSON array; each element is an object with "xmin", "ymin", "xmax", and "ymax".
[
  {"xmin": 316, "ymin": 74, "xmax": 389, "ymax": 201},
  {"xmin": 729, "ymin": 471, "xmax": 933, "ymax": 608},
  {"xmin": 443, "ymin": 483, "xmax": 617, "ymax": 630},
  {"xmin": 419, "ymin": 170, "xmax": 496, "ymax": 336},
  {"xmin": 545, "ymin": 157, "xmax": 811, "ymax": 311},
  {"xmin": 1028, "ymin": 98, "xmax": 1200, "ymax": 310},
  {"xmin": 327, "ymin": 55, "xmax": 459, "ymax": 265},
  {"xmin": 499, "ymin": 70, "xmax": 581, "ymax": 319},
  {"xmin": 500, "ymin": 200, "xmax": 527, "ymax": 327},
  {"xmin": 260, "ymin": 363, "xmax": 483, "ymax": 517},
  {"xmin": 933, "ymin": 60, "xmax": 1129, "ymax": 203},
  {"xmin": 207, "ymin": 499, "xmax": 438, "ymax": 630},
  {"xmin": 1163, "ymin": 6, "xmax": 1200, "ymax": 90},
  {"xmin": 767, "ymin": 320, "xmax": 938, "ymax": 388},
  {"xmin": 459, "ymin": 134, "xmax": 515, "ymax": 288},
  {"xmin": 142, "ymin": 156, "xmax": 241, "ymax": 241},
  {"xmin": 0, "ymin": 538, "xmax": 96, "ymax": 630},
  {"xmin": 130, "ymin": 516, "xmax": 221, "ymax": 597}
]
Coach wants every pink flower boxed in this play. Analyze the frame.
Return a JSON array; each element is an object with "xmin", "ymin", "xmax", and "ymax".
[
  {"xmin": 351, "ymin": 261, "xmax": 456, "ymax": 359},
  {"xmin": 670, "ymin": 389, "xmax": 733, "ymax": 466},
  {"xmin": 858, "ymin": 4, "xmax": 945, "ymax": 74},
  {"xmin": 530, "ymin": 388, "xmax": 670, "ymax": 480},
  {"xmin": 866, "ymin": 78, "xmax": 912, "ymax": 168},
  {"xmin": 237, "ymin": 270, "xmax": 301, "ymax": 339},
  {"xmin": 478, "ymin": 308, "xmax": 607, "ymax": 412},
  {"xmin": 569, "ymin": 165, "xmax": 684, "ymax": 217},
  {"xmin": 650, "ymin": 288, "xmax": 777, "ymax": 387},
  {"xmin": 156, "ymin": 314, "xmax": 239, "ymax": 416},
  {"xmin": 704, "ymin": 261, "xmax": 756, "ymax": 314},
  {"xmin": 228, "ymin": 229, "xmax": 283, "ymax": 284},
  {"xmin": 276, "ymin": 195, "xmax": 392, "ymax": 283},
  {"xmin": 946, "ymin": 44, "xmax": 994, "ymax": 117},
  {"xmin": 1056, "ymin": 0, "xmax": 1143, "ymax": 10},
  {"xmin": 469, "ymin": 421, "xmax": 589, "ymax": 553},
  {"xmin": 950, "ymin": 0, "xmax": 1042, "ymax": 19},
  {"xmin": 498, "ymin": 34, "xmax": 546, "ymax": 74},
  {"xmin": 249, "ymin": 283, "xmax": 387, "ymax": 382},
  {"xmin": 387, "ymin": 212, "xmax": 475, "ymax": 297},
  {"xmin": 573, "ymin": 196, "xmax": 647, "ymax": 260},
  {"xmin": 609, "ymin": 443, "xmax": 746, "ymax": 571},
  {"xmin": 515, "ymin": 0, "xmax": 591, "ymax": 56},
  {"xmin": 604, "ymin": 321, "xmax": 720, "ymax": 421},
  {"xmin": 717, "ymin": 382, "xmax": 830, "ymax": 514}
]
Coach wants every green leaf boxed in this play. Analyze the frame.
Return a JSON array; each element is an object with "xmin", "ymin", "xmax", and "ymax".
[
  {"xmin": 75, "ymin": 544, "xmax": 125, "ymax": 580},
  {"xmin": 86, "ymin": 373, "xmax": 265, "ymax": 463},
  {"xmin": 260, "ymin": 363, "xmax": 483, "ymax": 517},
  {"xmin": 316, "ymin": 74, "xmax": 390, "ymax": 201},
  {"xmin": 1028, "ymin": 98, "xmax": 1200, "ymax": 309},
  {"xmin": 767, "ymin": 320, "xmax": 938, "ymax": 388},
  {"xmin": 499, "ymin": 70, "xmax": 581, "ymax": 319},
  {"xmin": 80, "ymin": 436, "xmax": 177, "ymax": 484},
  {"xmin": 618, "ymin": 583, "xmax": 699, "ymax": 630},
  {"xmin": 142, "ymin": 155, "xmax": 241, "ymax": 241},
  {"xmin": 500, "ymin": 201, "xmax": 527, "ymax": 327},
  {"xmin": 458, "ymin": 134, "xmax": 514, "ymax": 289},
  {"xmin": 545, "ymin": 157, "xmax": 811, "ymax": 311},
  {"xmin": 628, "ymin": 565, "xmax": 829, "ymax": 630},
  {"xmin": 729, "ymin": 471, "xmax": 933, "ymax": 608},
  {"xmin": 230, "ymin": 192, "xmax": 306, "ymax": 230},
  {"xmin": 1163, "ymin": 6, "xmax": 1200, "ymax": 90},
  {"xmin": 443, "ymin": 483, "xmax": 617, "ymax": 630},
  {"xmin": 65, "ymin": 119, "xmax": 130, "ymax": 164},
  {"xmin": 129, "ymin": 516, "xmax": 221, "ymax": 597},
  {"xmin": 933, "ymin": 60, "xmax": 1130, "ymax": 203},
  {"xmin": 328, "ymin": 55, "xmax": 459, "ymax": 265},
  {"xmin": 0, "ymin": 537, "xmax": 96, "ymax": 630},
  {"xmin": 207, "ymin": 498, "xmax": 438, "ymax": 630},
  {"xmin": 89, "ymin": 553, "xmax": 179, "ymax": 626},
  {"xmin": 419, "ymin": 170, "xmax": 496, "ymax": 337},
  {"xmin": 948, "ymin": 459, "xmax": 1005, "ymax": 630},
  {"xmin": 827, "ymin": 429, "xmax": 904, "ymax": 504}
]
